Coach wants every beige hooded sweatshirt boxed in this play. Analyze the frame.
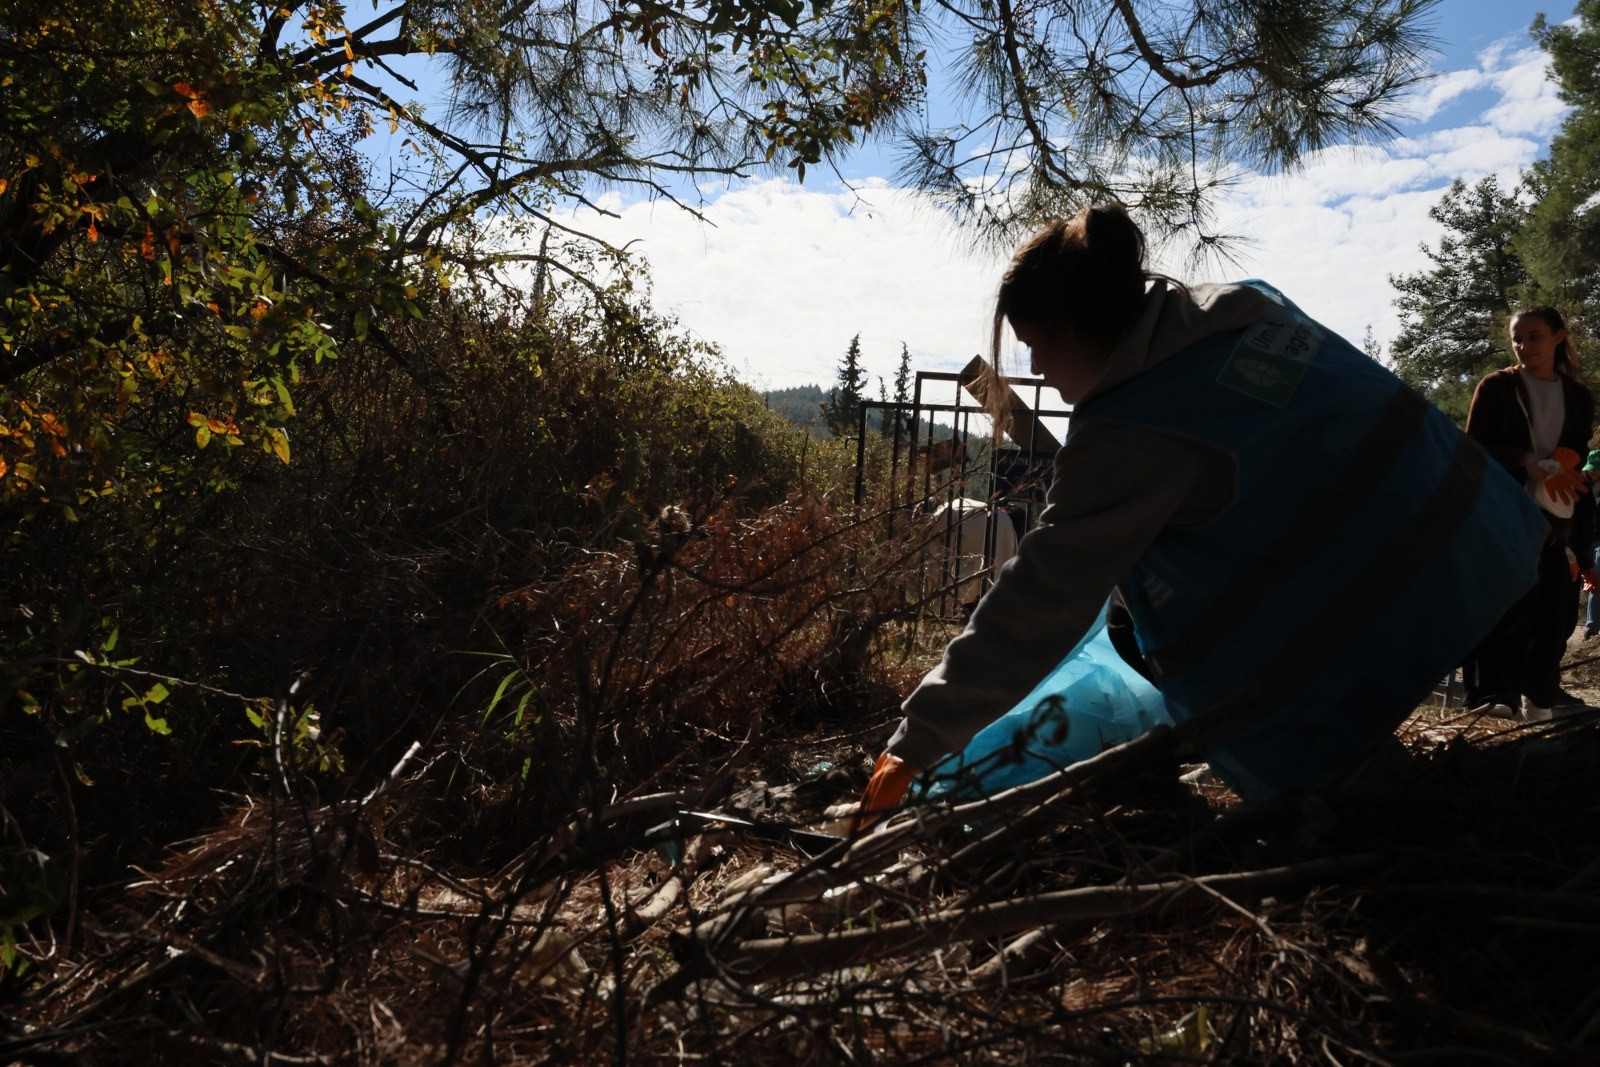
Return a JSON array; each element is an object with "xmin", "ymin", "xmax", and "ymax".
[{"xmin": 886, "ymin": 280, "xmax": 1272, "ymax": 771}]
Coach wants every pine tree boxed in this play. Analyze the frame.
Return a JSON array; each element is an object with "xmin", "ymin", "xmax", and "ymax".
[
  {"xmin": 824, "ymin": 334, "xmax": 868, "ymax": 438},
  {"xmin": 891, "ymin": 343, "xmax": 916, "ymax": 442},
  {"xmin": 1387, "ymin": 175, "xmax": 1531, "ymax": 422},
  {"xmin": 1361, "ymin": 326, "xmax": 1383, "ymax": 362},
  {"xmin": 1519, "ymin": 1, "xmax": 1600, "ymax": 332}
]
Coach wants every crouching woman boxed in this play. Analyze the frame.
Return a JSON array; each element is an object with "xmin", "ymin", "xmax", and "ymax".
[{"xmin": 860, "ymin": 204, "xmax": 1549, "ymax": 816}]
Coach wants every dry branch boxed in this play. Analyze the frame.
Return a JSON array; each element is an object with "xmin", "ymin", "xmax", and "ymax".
[
  {"xmin": 690, "ymin": 721, "xmax": 1184, "ymax": 930},
  {"xmin": 705, "ymin": 853, "xmax": 1383, "ymax": 981}
]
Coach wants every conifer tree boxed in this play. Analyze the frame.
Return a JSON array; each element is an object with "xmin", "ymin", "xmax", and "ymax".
[
  {"xmin": 824, "ymin": 334, "xmax": 868, "ymax": 438},
  {"xmin": 1519, "ymin": 1, "xmax": 1600, "ymax": 330},
  {"xmin": 1387, "ymin": 176, "xmax": 1530, "ymax": 421},
  {"xmin": 891, "ymin": 343, "xmax": 916, "ymax": 442}
]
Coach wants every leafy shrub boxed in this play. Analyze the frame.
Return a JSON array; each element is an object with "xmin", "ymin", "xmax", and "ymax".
[{"xmin": 0, "ymin": 266, "xmax": 829, "ymax": 869}]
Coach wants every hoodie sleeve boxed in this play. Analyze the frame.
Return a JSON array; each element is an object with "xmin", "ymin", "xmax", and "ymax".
[{"xmin": 885, "ymin": 419, "xmax": 1235, "ymax": 771}]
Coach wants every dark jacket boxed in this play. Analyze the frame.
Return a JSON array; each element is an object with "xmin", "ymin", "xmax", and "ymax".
[
  {"xmin": 1465, "ymin": 365, "xmax": 1594, "ymax": 478},
  {"xmin": 1465, "ymin": 365, "xmax": 1594, "ymax": 547}
]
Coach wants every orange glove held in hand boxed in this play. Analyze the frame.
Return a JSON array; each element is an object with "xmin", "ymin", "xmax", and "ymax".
[
  {"xmin": 1583, "ymin": 569, "xmax": 1599, "ymax": 594},
  {"xmin": 1545, "ymin": 463, "xmax": 1586, "ymax": 507},
  {"xmin": 854, "ymin": 752, "xmax": 917, "ymax": 831}
]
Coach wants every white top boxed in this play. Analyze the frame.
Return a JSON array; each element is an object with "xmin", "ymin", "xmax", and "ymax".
[{"xmin": 1525, "ymin": 374, "xmax": 1565, "ymax": 460}]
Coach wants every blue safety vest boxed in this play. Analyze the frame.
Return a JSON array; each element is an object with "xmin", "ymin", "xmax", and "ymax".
[{"xmin": 1073, "ymin": 281, "xmax": 1548, "ymax": 800}]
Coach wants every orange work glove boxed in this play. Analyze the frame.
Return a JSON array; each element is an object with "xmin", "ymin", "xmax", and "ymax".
[
  {"xmin": 1545, "ymin": 463, "xmax": 1586, "ymax": 507},
  {"xmin": 853, "ymin": 752, "xmax": 918, "ymax": 831},
  {"xmin": 1583, "ymin": 569, "xmax": 1599, "ymax": 594},
  {"xmin": 1568, "ymin": 546, "xmax": 1581, "ymax": 582}
]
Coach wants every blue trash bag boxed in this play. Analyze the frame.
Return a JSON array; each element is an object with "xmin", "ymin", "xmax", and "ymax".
[{"xmin": 918, "ymin": 602, "xmax": 1173, "ymax": 802}]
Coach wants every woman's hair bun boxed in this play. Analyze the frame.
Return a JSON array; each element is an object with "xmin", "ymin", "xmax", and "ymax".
[{"xmin": 1082, "ymin": 204, "xmax": 1146, "ymax": 278}]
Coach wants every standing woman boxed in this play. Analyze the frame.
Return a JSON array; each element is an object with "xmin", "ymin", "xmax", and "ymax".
[
  {"xmin": 1461, "ymin": 307, "xmax": 1594, "ymax": 720},
  {"xmin": 856, "ymin": 204, "xmax": 1551, "ymax": 818}
]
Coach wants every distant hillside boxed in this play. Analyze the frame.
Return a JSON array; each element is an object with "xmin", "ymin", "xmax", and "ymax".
[
  {"xmin": 762, "ymin": 385, "xmax": 829, "ymax": 436},
  {"xmin": 762, "ymin": 385, "xmax": 958, "ymax": 440}
]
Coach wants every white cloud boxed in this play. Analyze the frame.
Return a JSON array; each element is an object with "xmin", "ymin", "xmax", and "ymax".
[
  {"xmin": 565, "ymin": 179, "xmax": 1008, "ymax": 390},
  {"xmin": 1191, "ymin": 36, "xmax": 1561, "ymax": 352},
  {"xmin": 1401, "ymin": 67, "xmax": 1488, "ymax": 124},
  {"xmin": 556, "ymin": 15, "xmax": 1565, "ymax": 388},
  {"xmin": 1483, "ymin": 46, "xmax": 1565, "ymax": 135}
]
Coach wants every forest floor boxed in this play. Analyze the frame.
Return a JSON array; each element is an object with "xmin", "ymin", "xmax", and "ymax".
[
  {"xmin": 1561, "ymin": 627, "xmax": 1600, "ymax": 702},
  {"xmin": 6, "ymin": 628, "xmax": 1600, "ymax": 1064}
]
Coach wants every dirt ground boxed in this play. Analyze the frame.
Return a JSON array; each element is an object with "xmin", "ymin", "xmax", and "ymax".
[
  {"xmin": 1434, "ymin": 624, "xmax": 1600, "ymax": 711},
  {"xmin": 1564, "ymin": 626, "xmax": 1600, "ymax": 698}
]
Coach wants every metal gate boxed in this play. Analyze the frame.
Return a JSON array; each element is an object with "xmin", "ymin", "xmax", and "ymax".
[{"xmin": 851, "ymin": 357, "xmax": 1070, "ymax": 617}]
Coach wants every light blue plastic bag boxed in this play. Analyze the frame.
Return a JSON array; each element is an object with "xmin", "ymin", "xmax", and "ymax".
[{"xmin": 919, "ymin": 603, "xmax": 1173, "ymax": 801}]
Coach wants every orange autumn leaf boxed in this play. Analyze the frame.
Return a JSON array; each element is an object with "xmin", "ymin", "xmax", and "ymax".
[
  {"xmin": 141, "ymin": 224, "xmax": 156, "ymax": 261},
  {"xmin": 86, "ymin": 219, "xmax": 99, "ymax": 242},
  {"xmin": 174, "ymin": 83, "xmax": 210, "ymax": 118}
]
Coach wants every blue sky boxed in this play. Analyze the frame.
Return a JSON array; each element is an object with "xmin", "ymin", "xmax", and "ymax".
[{"xmin": 536, "ymin": 2, "xmax": 1570, "ymax": 393}]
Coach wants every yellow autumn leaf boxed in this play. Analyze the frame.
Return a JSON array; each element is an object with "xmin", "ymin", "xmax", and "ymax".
[
  {"xmin": 206, "ymin": 418, "xmax": 229, "ymax": 434},
  {"xmin": 186, "ymin": 412, "xmax": 207, "ymax": 427},
  {"xmin": 267, "ymin": 427, "xmax": 290, "ymax": 464},
  {"xmin": 195, "ymin": 425, "xmax": 212, "ymax": 448}
]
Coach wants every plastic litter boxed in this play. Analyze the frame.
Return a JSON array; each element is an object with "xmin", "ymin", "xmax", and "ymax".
[{"xmin": 919, "ymin": 602, "xmax": 1173, "ymax": 801}]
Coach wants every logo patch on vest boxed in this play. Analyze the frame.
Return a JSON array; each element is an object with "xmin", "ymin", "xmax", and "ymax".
[
  {"xmin": 1142, "ymin": 572, "xmax": 1177, "ymax": 610},
  {"xmin": 1217, "ymin": 309, "xmax": 1323, "ymax": 407}
]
